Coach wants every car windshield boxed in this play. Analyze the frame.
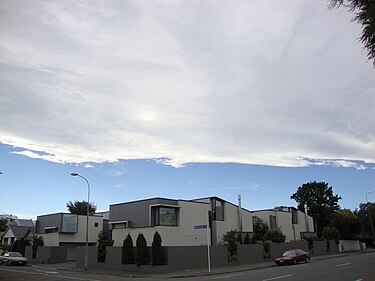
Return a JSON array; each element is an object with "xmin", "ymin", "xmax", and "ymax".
[
  {"xmin": 282, "ymin": 250, "xmax": 295, "ymax": 256},
  {"xmin": 9, "ymin": 252, "xmax": 22, "ymax": 257}
]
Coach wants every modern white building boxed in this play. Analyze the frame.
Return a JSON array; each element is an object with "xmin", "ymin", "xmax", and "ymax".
[
  {"xmin": 35, "ymin": 213, "xmax": 104, "ymax": 260},
  {"xmin": 110, "ymin": 196, "xmax": 254, "ymax": 247},
  {"xmin": 252, "ymin": 207, "xmax": 315, "ymax": 242}
]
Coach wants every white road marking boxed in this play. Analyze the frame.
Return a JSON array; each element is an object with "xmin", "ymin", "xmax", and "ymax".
[
  {"xmin": 336, "ymin": 262, "xmax": 351, "ymax": 267},
  {"xmin": 0, "ymin": 267, "xmax": 101, "ymax": 281},
  {"xmin": 212, "ymin": 273, "xmax": 245, "ymax": 279},
  {"xmin": 354, "ymin": 279, "xmax": 363, "ymax": 281},
  {"xmin": 263, "ymin": 274, "xmax": 294, "ymax": 281}
]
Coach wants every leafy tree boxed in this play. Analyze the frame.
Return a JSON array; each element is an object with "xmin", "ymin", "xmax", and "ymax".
[
  {"xmin": 252, "ymin": 216, "xmax": 269, "ymax": 242},
  {"xmin": 244, "ymin": 233, "xmax": 251, "ymax": 244},
  {"xmin": 329, "ymin": 0, "xmax": 375, "ymax": 65},
  {"xmin": 0, "ymin": 218, "xmax": 8, "ymax": 232},
  {"xmin": 263, "ymin": 229, "xmax": 286, "ymax": 243},
  {"xmin": 11, "ymin": 238, "xmax": 31, "ymax": 256},
  {"xmin": 321, "ymin": 226, "xmax": 341, "ymax": 241},
  {"xmin": 122, "ymin": 234, "xmax": 135, "ymax": 264},
  {"xmin": 330, "ymin": 209, "xmax": 362, "ymax": 240},
  {"xmin": 291, "ymin": 181, "xmax": 341, "ymax": 236},
  {"xmin": 32, "ymin": 235, "xmax": 44, "ymax": 258},
  {"xmin": 151, "ymin": 232, "xmax": 166, "ymax": 266},
  {"xmin": 354, "ymin": 202, "xmax": 375, "ymax": 238},
  {"xmin": 222, "ymin": 230, "xmax": 238, "ymax": 261},
  {"xmin": 66, "ymin": 200, "xmax": 97, "ymax": 215},
  {"xmin": 236, "ymin": 232, "xmax": 243, "ymax": 244},
  {"xmin": 135, "ymin": 233, "xmax": 149, "ymax": 266},
  {"xmin": 97, "ymin": 230, "xmax": 113, "ymax": 263}
]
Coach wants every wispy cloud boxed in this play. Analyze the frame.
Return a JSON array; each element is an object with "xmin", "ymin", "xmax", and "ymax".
[{"xmin": 0, "ymin": 1, "xmax": 374, "ymax": 169}]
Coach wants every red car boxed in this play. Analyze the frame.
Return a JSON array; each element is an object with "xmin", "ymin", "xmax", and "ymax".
[{"xmin": 275, "ymin": 249, "xmax": 310, "ymax": 265}]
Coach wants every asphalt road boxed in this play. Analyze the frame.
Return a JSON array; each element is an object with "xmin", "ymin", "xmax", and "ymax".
[
  {"xmin": 182, "ymin": 252, "xmax": 375, "ymax": 281},
  {"xmin": 0, "ymin": 252, "xmax": 374, "ymax": 281}
]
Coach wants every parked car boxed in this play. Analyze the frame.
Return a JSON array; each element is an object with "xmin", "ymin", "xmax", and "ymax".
[
  {"xmin": 0, "ymin": 252, "xmax": 7, "ymax": 263},
  {"xmin": 0, "ymin": 252, "xmax": 28, "ymax": 266},
  {"xmin": 275, "ymin": 249, "xmax": 310, "ymax": 265}
]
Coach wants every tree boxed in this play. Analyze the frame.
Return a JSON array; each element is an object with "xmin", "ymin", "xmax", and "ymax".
[
  {"xmin": 66, "ymin": 200, "xmax": 96, "ymax": 215},
  {"xmin": 330, "ymin": 209, "xmax": 362, "ymax": 240},
  {"xmin": 263, "ymin": 229, "xmax": 286, "ymax": 243},
  {"xmin": 135, "ymin": 233, "xmax": 149, "ymax": 266},
  {"xmin": 355, "ymin": 202, "xmax": 375, "ymax": 238},
  {"xmin": 252, "ymin": 216, "xmax": 269, "ymax": 242},
  {"xmin": 321, "ymin": 226, "xmax": 341, "ymax": 241},
  {"xmin": 0, "ymin": 218, "xmax": 7, "ymax": 232},
  {"xmin": 244, "ymin": 233, "xmax": 251, "ymax": 244},
  {"xmin": 32, "ymin": 235, "xmax": 44, "ymax": 258},
  {"xmin": 11, "ymin": 238, "xmax": 31, "ymax": 256},
  {"xmin": 329, "ymin": 0, "xmax": 375, "ymax": 65},
  {"xmin": 97, "ymin": 230, "xmax": 113, "ymax": 263},
  {"xmin": 222, "ymin": 230, "xmax": 238, "ymax": 261},
  {"xmin": 122, "ymin": 234, "xmax": 135, "ymax": 264},
  {"xmin": 291, "ymin": 181, "xmax": 341, "ymax": 236},
  {"xmin": 151, "ymin": 232, "xmax": 166, "ymax": 266}
]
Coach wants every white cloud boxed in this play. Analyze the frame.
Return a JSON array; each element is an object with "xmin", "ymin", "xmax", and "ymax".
[{"xmin": 0, "ymin": 0, "xmax": 374, "ymax": 168}]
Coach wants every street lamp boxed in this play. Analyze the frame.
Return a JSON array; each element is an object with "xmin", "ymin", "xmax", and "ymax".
[
  {"xmin": 70, "ymin": 173, "xmax": 90, "ymax": 271},
  {"xmin": 365, "ymin": 191, "xmax": 375, "ymax": 247}
]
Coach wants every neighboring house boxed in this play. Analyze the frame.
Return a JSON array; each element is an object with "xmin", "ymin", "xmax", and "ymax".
[
  {"xmin": 252, "ymin": 207, "xmax": 315, "ymax": 242},
  {"xmin": 2, "ymin": 225, "xmax": 33, "ymax": 245},
  {"xmin": 35, "ymin": 213, "xmax": 104, "ymax": 261},
  {"xmin": 110, "ymin": 196, "xmax": 253, "ymax": 247},
  {"xmin": 0, "ymin": 214, "xmax": 35, "ymax": 245}
]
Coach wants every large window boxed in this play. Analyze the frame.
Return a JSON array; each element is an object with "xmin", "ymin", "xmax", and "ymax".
[
  {"xmin": 211, "ymin": 198, "xmax": 224, "ymax": 221},
  {"xmin": 61, "ymin": 214, "xmax": 78, "ymax": 233},
  {"xmin": 152, "ymin": 206, "xmax": 178, "ymax": 226}
]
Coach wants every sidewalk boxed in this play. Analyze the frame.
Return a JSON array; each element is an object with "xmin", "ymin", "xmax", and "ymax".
[{"xmin": 32, "ymin": 250, "xmax": 374, "ymax": 279}]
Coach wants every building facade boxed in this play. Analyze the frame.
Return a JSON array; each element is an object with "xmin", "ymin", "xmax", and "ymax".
[
  {"xmin": 110, "ymin": 196, "xmax": 254, "ymax": 247},
  {"xmin": 252, "ymin": 207, "xmax": 315, "ymax": 242},
  {"xmin": 35, "ymin": 213, "xmax": 104, "ymax": 260}
]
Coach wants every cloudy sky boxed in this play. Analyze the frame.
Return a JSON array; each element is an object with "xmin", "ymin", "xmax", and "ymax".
[{"xmin": 0, "ymin": 0, "xmax": 374, "ymax": 218}]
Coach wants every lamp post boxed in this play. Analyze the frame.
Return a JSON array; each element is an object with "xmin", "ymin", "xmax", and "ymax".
[
  {"xmin": 70, "ymin": 173, "xmax": 90, "ymax": 271},
  {"xmin": 366, "ymin": 191, "xmax": 375, "ymax": 247}
]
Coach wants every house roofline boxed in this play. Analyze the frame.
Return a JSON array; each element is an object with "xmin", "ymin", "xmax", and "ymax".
[{"xmin": 110, "ymin": 197, "xmax": 209, "ymax": 207}]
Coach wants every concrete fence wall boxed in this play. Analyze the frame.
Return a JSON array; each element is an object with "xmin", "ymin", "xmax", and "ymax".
[
  {"xmin": 26, "ymin": 239, "xmax": 342, "ymax": 272},
  {"xmin": 25, "ymin": 246, "xmax": 67, "ymax": 264}
]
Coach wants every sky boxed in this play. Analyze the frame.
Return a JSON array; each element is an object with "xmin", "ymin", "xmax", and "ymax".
[{"xmin": 0, "ymin": 0, "xmax": 374, "ymax": 220}]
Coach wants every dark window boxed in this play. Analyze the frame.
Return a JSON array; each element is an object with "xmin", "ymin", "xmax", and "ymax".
[
  {"xmin": 45, "ymin": 227, "xmax": 58, "ymax": 233},
  {"xmin": 94, "ymin": 222, "xmax": 99, "ymax": 227},
  {"xmin": 112, "ymin": 223, "xmax": 126, "ymax": 229},
  {"xmin": 269, "ymin": 215, "xmax": 277, "ymax": 230},
  {"xmin": 292, "ymin": 209, "xmax": 298, "ymax": 224},
  {"xmin": 211, "ymin": 198, "xmax": 224, "ymax": 221},
  {"xmin": 152, "ymin": 206, "xmax": 178, "ymax": 226}
]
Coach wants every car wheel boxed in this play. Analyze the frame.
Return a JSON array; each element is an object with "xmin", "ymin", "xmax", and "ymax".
[
  {"xmin": 7, "ymin": 260, "xmax": 11, "ymax": 266},
  {"xmin": 305, "ymin": 257, "xmax": 310, "ymax": 263}
]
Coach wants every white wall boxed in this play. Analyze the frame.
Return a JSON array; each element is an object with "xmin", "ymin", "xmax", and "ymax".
[
  {"xmin": 253, "ymin": 209, "xmax": 315, "ymax": 242},
  {"xmin": 112, "ymin": 200, "xmax": 211, "ymax": 247},
  {"xmin": 41, "ymin": 215, "xmax": 103, "ymax": 246}
]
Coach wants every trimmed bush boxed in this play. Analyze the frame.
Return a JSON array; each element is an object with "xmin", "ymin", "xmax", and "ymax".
[
  {"xmin": 135, "ymin": 233, "xmax": 149, "ymax": 266},
  {"xmin": 122, "ymin": 234, "xmax": 135, "ymax": 264},
  {"xmin": 152, "ymin": 232, "xmax": 166, "ymax": 265}
]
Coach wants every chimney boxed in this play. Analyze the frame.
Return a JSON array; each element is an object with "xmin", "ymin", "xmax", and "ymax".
[{"xmin": 238, "ymin": 194, "xmax": 243, "ymax": 232}]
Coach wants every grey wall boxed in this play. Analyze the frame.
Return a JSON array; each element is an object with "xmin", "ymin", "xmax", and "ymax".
[
  {"xmin": 110, "ymin": 198, "xmax": 178, "ymax": 227},
  {"xmin": 36, "ymin": 214, "xmax": 62, "ymax": 233},
  {"xmin": 25, "ymin": 246, "xmax": 67, "ymax": 264}
]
